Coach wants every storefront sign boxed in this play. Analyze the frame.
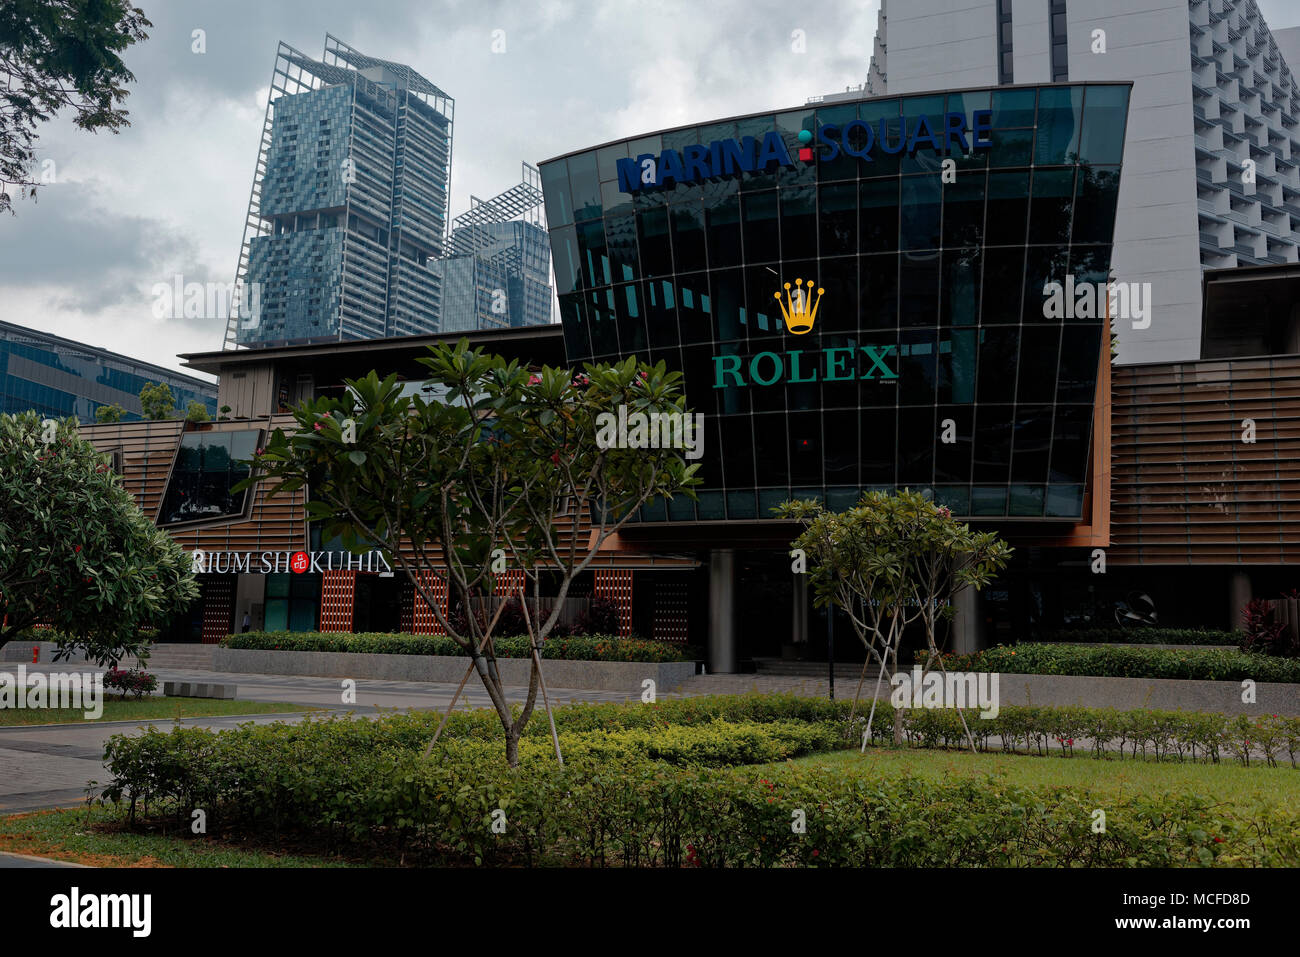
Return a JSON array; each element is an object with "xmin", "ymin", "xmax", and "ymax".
[
  {"xmin": 711, "ymin": 279, "xmax": 900, "ymax": 388},
  {"xmin": 616, "ymin": 109, "xmax": 993, "ymax": 193},
  {"xmin": 189, "ymin": 549, "xmax": 393, "ymax": 575}
]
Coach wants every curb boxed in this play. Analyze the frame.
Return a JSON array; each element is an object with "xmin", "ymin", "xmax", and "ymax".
[{"xmin": 0, "ymin": 850, "xmax": 91, "ymax": 868}]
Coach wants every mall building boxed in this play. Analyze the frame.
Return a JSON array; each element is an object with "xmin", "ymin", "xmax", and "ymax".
[{"xmin": 77, "ymin": 80, "xmax": 1300, "ymax": 670}]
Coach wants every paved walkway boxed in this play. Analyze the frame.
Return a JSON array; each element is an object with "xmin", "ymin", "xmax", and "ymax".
[{"xmin": 0, "ymin": 665, "xmax": 639, "ymax": 819}]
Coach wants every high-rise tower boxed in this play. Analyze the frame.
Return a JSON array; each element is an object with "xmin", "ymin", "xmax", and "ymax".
[{"xmin": 226, "ymin": 35, "xmax": 453, "ymax": 347}]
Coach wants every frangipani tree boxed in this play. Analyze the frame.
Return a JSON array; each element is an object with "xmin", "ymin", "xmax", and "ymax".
[
  {"xmin": 247, "ymin": 340, "xmax": 699, "ymax": 766},
  {"xmin": 779, "ymin": 490, "xmax": 1011, "ymax": 748},
  {"xmin": 0, "ymin": 412, "xmax": 197, "ymax": 663}
]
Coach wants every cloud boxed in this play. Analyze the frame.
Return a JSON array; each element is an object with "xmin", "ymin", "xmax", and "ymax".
[
  {"xmin": 0, "ymin": 180, "xmax": 214, "ymax": 312},
  {"xmin": 0, "ymin": 0, "xmax": 868, "ymax": 374}
]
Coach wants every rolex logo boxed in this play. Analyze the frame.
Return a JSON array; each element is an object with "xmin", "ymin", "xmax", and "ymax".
[{"xmin": 774, "ymin": 278, "xmax": 824, "ymax": 335}]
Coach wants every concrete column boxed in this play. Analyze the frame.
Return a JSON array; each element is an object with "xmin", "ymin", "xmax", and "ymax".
[
  {"xmin": 950, "ymin": 585, "xmax": 982, "ymax": 654},
  {"xmin": 791, "ymin": 572, "xmax": 809, "ymax": 646},
  {"xmin": 1228, "ymin": 570, "xmax": 1252, "ymax": 632},
  {"xmin": 708, "ymin": 549, "xmax": 738, "ymax": 673}
]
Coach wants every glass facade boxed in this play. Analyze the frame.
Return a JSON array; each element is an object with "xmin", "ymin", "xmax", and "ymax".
[
  {"xmin": 0, "ymin": 320, "xmax": 217, "ymax": 422},
  {"xmin": 539, "ymin": 83, "xmax": 1130, "ymax": 522},
  {"xmin": 434, "ymin": 220, "xmax": 552, "ymax": 332}
]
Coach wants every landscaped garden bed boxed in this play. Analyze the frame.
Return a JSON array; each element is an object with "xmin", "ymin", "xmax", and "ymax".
[
  {"xmin": 86, "ymin": 694, "xmax": 1300, "ymax": 868},
  {"xmin": 216, "ymin": 631, "xmax": 700, "ymax": 693},
  {"xmin": 1036, "ymin": 627, "xmax": 1241, "ymax": 649},
  {"xmin": 222, "ymin": 630, "xmax": 696, "ymax": 662},
  {"xmin": 935, "ymin": 642, "xmax": 1300, "ymax": 682}
]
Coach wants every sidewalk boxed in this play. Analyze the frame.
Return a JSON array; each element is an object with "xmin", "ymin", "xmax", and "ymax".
[{"xmin": 0, "ymin": 667, "xmax": 640, "ymax": 816}]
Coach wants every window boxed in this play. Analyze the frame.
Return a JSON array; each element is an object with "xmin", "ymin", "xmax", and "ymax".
[
  {"xmin": 1050, "ymin": 0, "xmax": 1069, "ymax": 82},
  {"xmin": 158, "ymin": 430, "xmax": 261, "ymax": 527},
  {"xmin": 264, "ymin": 573, "xmax": 321, "ymax": 632},
  {"xmin": 997, "ymin": 0, "xmax": 1014, "ymax": 85}
]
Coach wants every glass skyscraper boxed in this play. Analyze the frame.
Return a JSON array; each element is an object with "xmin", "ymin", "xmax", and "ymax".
[
  {"xmin": 229, "ymin": 35, "xmax": 454, "ymax": 347},
  {"xmin": 435, "ymin": 220, "xmax": 553, "ymax": 332},
  {"xmin": 432, "ymin": 164, "xmax": 553, "ymax": 333}
]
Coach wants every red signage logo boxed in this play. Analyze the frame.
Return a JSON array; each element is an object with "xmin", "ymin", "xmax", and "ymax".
[{"xmin": 290, "ymin": 551, "xmax": 310, "ymax": 574}]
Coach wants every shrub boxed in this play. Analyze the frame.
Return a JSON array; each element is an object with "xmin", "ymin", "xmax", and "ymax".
[
  {"xmin": 96, "ymin": 703, "xmax": 1300, "ymax": 867},
  {"xmin": 1038, "ymin": 627, "xmax": 1240, "ymax": 646},
  {"xmin": 220, "ymin": 630, "xmax": 691, "ymax": 662},
  {"xmin": 103, "ymin": 668, "xmax": 157, "ymax": 698},
  {"xmin": 933, "ymin": 643, "xmax": 1300, "ymax": 683},
  {"xmin": 1241, "ymin": 595, "xmax": 1300, "ymax": 659},
  {"xmin": 574, "ymin": 596, "xmax": 621, "ymax": 636}
]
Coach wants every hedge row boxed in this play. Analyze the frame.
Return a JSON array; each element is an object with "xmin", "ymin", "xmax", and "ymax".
[
  {"xmin": 99, "ymin": 708, "xmax": 1300, "ymax": 867},
  {"xmin": 220, "ymin": 630, "xmax": 694, "ymax": 663},
  {"xmin": 933, "ymin": 643, "xmax": 1300, "ymax": 683},
  {"xmin": 887, "ymin": 706, "xmax": 1300, "ymax": 766},
  {"xmin": 1037, "ymin": 627, "xmax": 1241, "ymax": 646}
]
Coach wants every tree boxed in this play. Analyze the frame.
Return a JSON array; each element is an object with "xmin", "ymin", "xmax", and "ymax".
[
  {"xmin": 247, "ymin": 340, "xmax": 699, "ymax": 766},
  {"xmin": 138, "ymin": 381, "xmax": 174, "ymax": 420},
  {"xmin": 780, "ymin": 490, "xmax": 1011, "ymax": 748},
  {"xmin": 94, "ymin": 403, "xmax": 124, "ymax": 423},
  {"xmin": 184, "ymin": 401, "xmax": 210, "ymax": 423},
  {"xmin": 0, "ymin": 0, "xmax": 150, "ymax": 214},
  {"xmin": 0, "ymin": 412, "xmax": 198, "ymax": 664}
]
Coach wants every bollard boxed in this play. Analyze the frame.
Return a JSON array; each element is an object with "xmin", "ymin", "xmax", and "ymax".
[{"xmin": 32, "ymin": 645, "xmax": 39, "ymax": 664}]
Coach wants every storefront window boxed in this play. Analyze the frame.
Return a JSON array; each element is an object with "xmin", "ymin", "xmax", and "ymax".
[{"xmin": 264, "ymin": 573, "xmax": 321, "ymax": 632}]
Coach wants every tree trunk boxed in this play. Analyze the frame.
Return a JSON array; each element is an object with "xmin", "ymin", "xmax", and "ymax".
[
  {"xmin": 505, "ymin": 727, "xmax": 520, "ymax": 768},
  {"xmin": 890, "ymin": 646, "xmax": 904, "ymax": 746}
]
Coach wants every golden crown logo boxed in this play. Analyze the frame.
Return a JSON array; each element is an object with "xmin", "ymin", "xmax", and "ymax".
[{"xmin": 773, "ymin": 278, "xmax": 824, "ymax": 335}]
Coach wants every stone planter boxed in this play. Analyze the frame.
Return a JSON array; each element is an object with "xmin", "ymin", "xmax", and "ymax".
[{"xmin": 990, "ymin": 672, "xmax": 1300, "ymax": 716}]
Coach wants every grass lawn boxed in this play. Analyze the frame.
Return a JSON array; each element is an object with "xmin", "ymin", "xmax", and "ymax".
[
  {"xmin": 0, "ymin": 805, "xmax": 360, "ymax": 868},
  {"xmin": 790, "ymin": 747, "xmax": 1300, "ymax": 811},
  {"xmin": 0, "ymin": 697, "xmax": 314, "ymax": 727}
]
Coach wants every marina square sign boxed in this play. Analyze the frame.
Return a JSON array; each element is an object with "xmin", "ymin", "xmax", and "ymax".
[{"xmin": 617, "ymin": 109, "xmax": 993, "ymax": 193}]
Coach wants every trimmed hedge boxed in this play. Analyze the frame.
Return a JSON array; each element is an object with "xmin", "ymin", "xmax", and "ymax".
[
  {"xmin": 220, "ymin": 630, "xmax": 693, "ymax": 663},
  {"xmin": 934, "ymin": 643, "xmax": 1300, "ymax": 683},
  {"xmin": 889, "ymin": 705, "xmax": 1300, "ymax": 766},
  {"xmin": 1038, "ymin": 627, "xmax": 1241, "ymax": 646},
  {"xmin": 98, "ymin": 701, "xmax": 1300, "ymax": 867}
]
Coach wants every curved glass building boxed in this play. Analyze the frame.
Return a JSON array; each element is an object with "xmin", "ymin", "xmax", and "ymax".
[{"xmin": 539, "ymin": 83, "xmax": 1130, "ymax": 524}]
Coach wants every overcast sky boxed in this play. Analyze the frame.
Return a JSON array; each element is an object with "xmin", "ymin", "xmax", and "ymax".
[{"xmin": 0, "ymin": 0, "xmax": 1296, "ymax": 381}]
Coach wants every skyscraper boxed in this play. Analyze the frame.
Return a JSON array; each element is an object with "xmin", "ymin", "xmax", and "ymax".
[
  {"xmin": 432, "ymin": 164, "xmax": 552, "ymax": 333},
  {"xmin": 854, "ymin": 0, "xmax": 1300, "ymax": 363},
  {"xmin": 227, "ymin": 35, "xmax": 454, "ymax": 347},
  {"xmin": 0, "ymin": 320, "xmax": 216, "ymax": 421}
]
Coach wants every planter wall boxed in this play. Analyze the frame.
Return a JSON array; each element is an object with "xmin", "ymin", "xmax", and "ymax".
[
  {"xmin": 991, "ymin": 672, "xmax": 1300, "ymax": 716},
  {"xmin": 213, "ymin": 647, "xmax": 696, "ymax": 695}
]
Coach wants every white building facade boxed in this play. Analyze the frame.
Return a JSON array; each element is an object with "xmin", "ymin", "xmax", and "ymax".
[{"xmin": 862, "ymin": 0, "xmax": 1300, "ymax": 363}]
